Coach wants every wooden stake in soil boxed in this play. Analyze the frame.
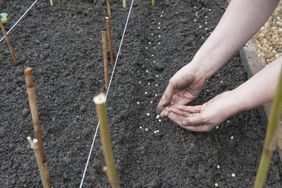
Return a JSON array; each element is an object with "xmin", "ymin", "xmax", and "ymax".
[
  {"xmin": 101, "ymin": 31, "xmax": 109, "ymax": 89},
  {"xmin": 25, "ymin": 67, "xmax": 46, "ymax": 163},
  {"xmin": 122, "ymin": 0, "xmax": 126, "ymax": 8},
  {"xmin": 49, "ymin": 0, "xmax": 54, "ymax": 6},
  {"xmin": 106, "ymin": 17, "xmax": 115, "ymax": 67},
  {"xmin": 94, "ymin": 93, "xmax": 120, "ymax": 188},
  {"xmin": 106, "ymin": 0, "xmax": 111, "ymax": 18},
  {"xmin": 0, "ymin": 20, "xmax": 16, "ymax": 63},
  {"xmin": 27, "ymin": 137, "xmax": 51, "ymax": 188}
]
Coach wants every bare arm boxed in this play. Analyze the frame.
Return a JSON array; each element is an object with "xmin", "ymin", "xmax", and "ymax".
[{"xmin": 192, "ymin": 0, "xmax": 279, "ymax": 77}]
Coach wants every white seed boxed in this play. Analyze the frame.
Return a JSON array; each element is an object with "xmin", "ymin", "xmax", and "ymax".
[
  {"xmin": 217, "ymin": 165, "xmax": 220, "ymax": 169},
  {"xmin": 155, "ymin": 94, "xmax": 158, "ymax": 97},
  {"xmin": 205, "ymin": 16, "xmax": 208, "ymax": 18},
  {"xmin": 205, "ymin": 28, "xmax": 208, "ymax": 31},
  {"xmin": 158, "ymin": 35, "xmax": 161, "ymax": 38},
  {"xmin": 153, "ymin": 47, "xmax": 156, "ymax": 49},
  {"xmin": 145, "ymin": 92, "xmax": 148, "ymax": 95},
  {"xmin": 160, "ymin": 14, "xmax": 163, "ymax": 17},
  {"xmin": 194, "ymin": 6, "xmax": 197, "ymax": 9},
  {"xmin": 146, "ymin": 70, "xmax": 149, "ymax": 73},
  {"xmin": 161, "ymin": 11, "xmax": 164, "ymax": 13},
  {"xmin": 209, "ymin": 9, "xmax": 211, "ymax": 11},
  {"xmin": 158, "ymin": 22, "xmax": 161, "ymax": 25},
  {"xmin": 201, "ymin": 36, "xmax": 204, "ymax": 39},
  {"xmin": 220, "ymin": 80, "xmax": 223, "ymax": 83},
  {"xmin": 145, "ymin": 128, "xmax": 148, "ymax": 131},
  {"xmin": 227, "ymin": 120, "xmax": 230, "ymax": 123},
  {"xmin": 148, "ymin": 41, "xmax": 151, "ymax": 44},
  {"xmin": 199, "ymin": 25, "xmax": 202, "ymax": 28},
  {"xmin": 152, "ymin": 54, "xmax": 154, "ymax": 57},
  {"xmin": 139, "ymin": 81, "xmax": 142, "ymax": 84},
  {"xmin": 148, "ymin": 82, "xmax": 151, "ymax": 85},
  {"xmin": 154, "ymin": 130, "xmax": 159, "ymax": 134},
  {"xmin": 139, "ymin": 126, "xmax": 143, "ymax": 129},
  {"xmin": 150, "ymin": 101, "xmax": 153, "ymax": 104},
  {"xmin": 146, "ymin": 113, "xmax": 150, "ymax": 116},
  {"xmin": 194, "ymin": 19, "xmax": 197, "ymax": 22},
  {"xmin": 151, "ymin": 33, "xmax": 154, "ymax": 36},
  {"xmin": 137, "ymin": 101, "xmax": 140, "ymax": 105},
  {"xmin": 158, "ymin": 119, "xmax": 162, "ymax": 122},
  {"xmin": 215, "ymin": 183, "xmax": 218, "ymax": 187},
  {"xmin": 153, "ymin": 60, "xmax": 156, "ymax": 63},
  {"xmin": 156, "ymin": 115, "xmax": 160, "ymax": 119},
  {"xmin": 231, "ymin": 136, "xmax": 234, "ymax": 140},
  {"xmin": 158, "ymin": 26, "xmax": 161, "ymax": 29},
  {"xmin": 155, "ymin": 84, "xmax": 158, "ymax": 86},
  {"xmin": 205, "ymin": 21, "xmax": 207, "ymax": 24},
  {"xmin": 231, "ymin": 173, "xmax": 235, "ymax": 177},
  {"xmin": 216, "ymin": 126, "xmax": 219, "ymax": 129},
  {"xmin": 158, "ymin": 42, "xmax": 161, "ymax": 45},
  {"xmin": 145, "ymin": 47, "xmax": 148, "ymax": 50},
  {"xmin": 156, "ymin": 75, "xmax": 159, "ymax": 78}
]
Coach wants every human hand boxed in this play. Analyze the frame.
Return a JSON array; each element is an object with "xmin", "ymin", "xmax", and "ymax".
[
  {"xmin": 166, "ymin": 91, "xmax": 239, "ymax": 132},
  {"xmin": 157, "ymin": 63, "xmax": 207, "ymax": 116}
]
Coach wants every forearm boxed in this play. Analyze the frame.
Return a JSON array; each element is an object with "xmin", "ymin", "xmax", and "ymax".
[
  {"xmin": 192, "ymin": 0, "xmax": 279, "ymax": 78},
  {"xmin": 231, "ymin": 57, "xmax": 282, "ymax": 112}
]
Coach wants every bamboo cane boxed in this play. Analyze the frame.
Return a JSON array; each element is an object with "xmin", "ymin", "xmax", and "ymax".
[
  {"xmin": 122, "ymin": 0, "xmax": 126, "ymax": 8},
  {"xmin": 254, "ymin": 66, "xmax": 282, "ymax": 188},
  {"xmin": 94, "ymin": 93, "xmax": 120, "ymax": 188},
  {"xmin": 101, "ymin": 31, "xmax": 109, "ymax": 89},
  {"xmin": 27, "ymin": 137, "xmax": 51, "ymax": 188},
  {"xmin": 25, "ymin": 67, "xmax": 46, "ymax": 163},
  {"xmin": 50, "ymin": 0, "xmax": 54, "ymax": 6},
  {"xmin": 0, "ymin": 20, "xmax": 16, "ymax": 63},
  {"xmin": 106, "ymin": 17, "xmax": 115, "ymax": 67},
  {"xmin": 106, "ymin": 0, "xmax": 111, "ymax": 18}
]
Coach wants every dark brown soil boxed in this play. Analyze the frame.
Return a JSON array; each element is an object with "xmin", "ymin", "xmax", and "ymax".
[{"xmin": 0, "ymin": 0, "xmax": 281, "ymax": 187}]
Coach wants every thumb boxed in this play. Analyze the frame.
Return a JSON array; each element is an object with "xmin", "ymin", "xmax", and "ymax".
[{"xmin": 157, "ymin": 83, "xmax": 175, "ymax": 113}]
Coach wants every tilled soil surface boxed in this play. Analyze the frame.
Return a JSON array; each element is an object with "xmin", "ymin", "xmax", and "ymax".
[{"xmin": 0, "ymin": 0, "xmax": 281, "ymax": 187}]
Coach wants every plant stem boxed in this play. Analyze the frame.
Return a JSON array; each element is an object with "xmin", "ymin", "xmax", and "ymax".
[
  {"xmin": 25, "ymin": 67, "xmax": 46, "ymax": 163},
  {"xmin": 0, "ymin": 19, "xmax": 16, "ymax": 63},
  {"xmin": 101, "ymin": 31, "xmax": 109, "ymax": 89},
  {"xmin": 106, "ymin": 0, "xmax": 111, "ymax": 18},
  {"xmin": 94, "ymin": 93, "xmax": 120, "ymax": 188},
  {"xmin": 122, "ymin": 0, "xmax": 126, "ymax": 8},
  {"xmin": 254, "ymin": 66, "xmax": 282, "ymax": 188},
  {"xmin": 27, "ymin": 137, "xmax": 51, "ymax": 188},
  {"xmin": 106, "ymin": 17, "xmax": 115, "ymax": 67},
  {"xmin": 152, "ymin": 0, "xmax": 156, "ymax": 6}
]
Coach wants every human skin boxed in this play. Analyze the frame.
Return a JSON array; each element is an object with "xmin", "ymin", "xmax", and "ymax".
[
  {"xmin": 157, "ymin": 0, "xmax": 280, "ymax": 116},
  {"xmin": 167, "ymin": 57, "xmax": 282, "ymax": 132}
]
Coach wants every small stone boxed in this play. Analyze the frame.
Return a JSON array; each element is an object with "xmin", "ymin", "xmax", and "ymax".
[
  {"xmin": 148, "ymin": 41, "xmax": 151, "ymax": 44},
  {"xmin": 155, "ymin": 94, "xmax": 158, "ymax": 97},
  {"xmin": 148, "ymin": 82, "xmax": 151, "ymax": 85},
  {"xmin": 156, "ymin": 115, "xmax": 160, "ymax": 119},
  {"xmin": 139, "ymin": 81, "xmax": 142, "ymax": 84},
  {"xmin": 217, "ymin": 165, "xmax": 220, "ymax": 169},
  {"xmin": 146, "ymin": 113, "xmax": 150, "ymax": 116},
  {"xmin": 160, "ymin": 15, "xmax": 163, "ymax": 17},
  {"xmin": 139, "ymin": 126, "xmax": 143, "ymax": 129},
  {"xmin": 215, "ymin": 183, "xmax": 218, "ymax": 187},
  {"xmin": 194, "ymin": 19, "xmax": 197, "ymax": 22},
  {"xmin": 158, "ymin": 42, "xmax": 161, "ymax": 45},
  {"xmin": 158, "ymin": 35, "xmax": 161, "ymax": 38},
  {"xmin": 145, "ymin": 92, "xmax": 148, "ymax": 95},
  {"xmin": 156, "ymin": 75, "xmax": 159, "ymax": 78},
  {"xmin": 216, "ymin": 126, "xmax": 219, "ymax": 129},
  {"xmin": 151, "ymin": 33, "xmax": 154, "ymax": 36},
  {"xmin": 158, "ymin": 22, "xmax": 161, "ymax": 25},
  {"xmin": 209, "ymin": 9, "xmax": 211, "ymax": 11},
  {"xmin": 155, "ymin": 84, "xmax": 158, "ymax": 86},
  {"xmin": 205, "ymin": 16, "xmax": 208, "ymax": 18},
  {"xmin": 150, "ymin": 101, "xmax": 153, "ymax": 104},
  {"xmin": 231, "ymin": 173, "xmax": 235, "ymax": 177},
  {"xmin": 153, "ymin": 47, "xmax": 156, "ymax": 49},
  {"xmin": 194, "ymin": 6, "xmax": 197, "ymax": 9},
  {"xmin": 152, "ymin": 54, "xmax": 154, "ymax": 57},
  {"xmin": 22, "ymin": 108, "xmax": 29, "ymax": 117},
  {"xmin": 158, "ymin": 26, "xmax": 161, "ymax": 29},
  {"xmin": 205, "ymin": 28, "xmax": 208, "ymax": 31},
  {"xmin": 205, "ymin": 21, "xmax": 207, "ymax": 24},
  {"xmin": 158, "ymin": 119, "xmax": 162, "ymax": 122},
  {"xmin": 220, "ymin": 80, "xmax": 223, "ymax": 83},
  {"xmin": 145, "ymin": 128, "xmax": 148, "ymax": 131},
  {"xmin": 137, "ymin": 102, "xmax": 140, "ymax": 105},
  {"xmin": 146, "ymin": 70, "xmax": 149, "ymax": 73},
  {"xmin": 199, "ymin": 25, "xmax": 202, "ymax": 28},
  {"xmin": 230, "ymin": 136, "xmax": 234, "ymax": 140},
  {"xmin": 145, "ymin": 47, "xmax": 148, "ymax": 50}
]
